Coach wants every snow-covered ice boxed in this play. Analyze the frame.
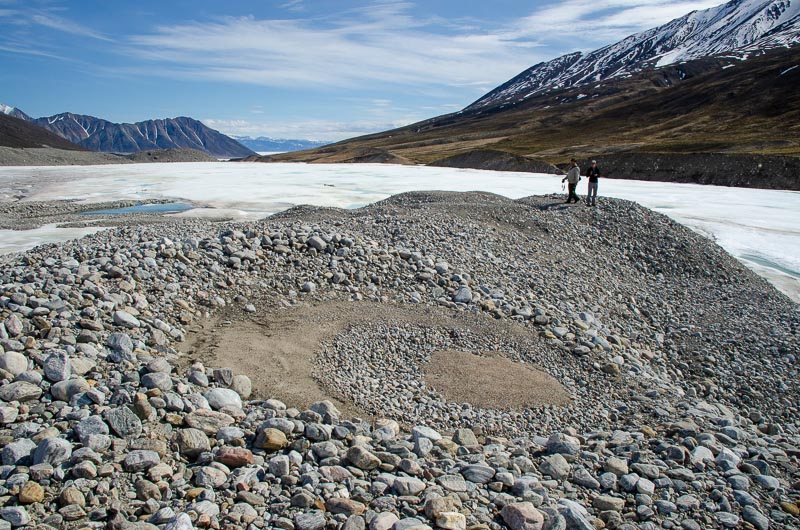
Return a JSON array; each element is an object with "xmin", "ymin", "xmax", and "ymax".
[{"xmin": 0, "ymin": 162, "xmax": 797, "ymax": 302}]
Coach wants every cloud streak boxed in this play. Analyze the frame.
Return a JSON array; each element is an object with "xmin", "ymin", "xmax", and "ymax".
[
  {"xmin": 30, "ymin": 12, "xmax": 112, "ymax": 41},
  {"xmin": 203, "ymin": 116, "xmax": 422, "ymax": 143},
  {"xmin": 124, "ymin": 8, "xmax": 537, "ymax": 93},
  {"xmin": 513, "ymin": 0, "xmax": 724, "ymax": 46},
  {"xmin": 119, "ymin": 0, "xmax": 725, "ymax": 93}
]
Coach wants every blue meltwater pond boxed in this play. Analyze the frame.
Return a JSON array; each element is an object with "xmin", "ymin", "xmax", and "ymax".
[{"xmin": 80, "ymin": 202, "xmax": 193, "ymax": 215}]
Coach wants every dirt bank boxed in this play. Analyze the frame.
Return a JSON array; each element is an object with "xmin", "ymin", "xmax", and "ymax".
[
  {"xmin": 429, "ymin": 149, "xmax": 563, "ymax": 174},
  {"xmin": 583, "ymin": 152, "xmax": 800, "ymax": 190}
]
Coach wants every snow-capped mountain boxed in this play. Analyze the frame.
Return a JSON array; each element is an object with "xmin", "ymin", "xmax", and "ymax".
[
  {"xmin": 0, "ymin": 103, "xmax": 32, "ymax": 121},
  {"xmin": 233, "ymin": 136, "xmax": 328, "ymax": 153},
  {"xmin": 30, "ymin": 113, "xmax": 253, "ymax": 158},
  {"xmin": 468, "ymin": 0, "xmax": 800, "ymax": 111}
]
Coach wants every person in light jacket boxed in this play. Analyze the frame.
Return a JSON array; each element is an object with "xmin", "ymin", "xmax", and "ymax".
[{"xmin": 562, "ymin": 159, "xmax": 581, "ymax": 204}]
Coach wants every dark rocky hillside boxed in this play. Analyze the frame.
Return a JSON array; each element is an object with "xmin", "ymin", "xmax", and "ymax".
[
  {"xmin": 429, "ymin": 150, "xmax": 562, "ymax": 175},
  {"xmin": 0, "ymin": 113, "xmax": 87, "ymax": 151},
  {"xmin": 580, "ymin": 152, "xmax": 800, "ymax": 190}
]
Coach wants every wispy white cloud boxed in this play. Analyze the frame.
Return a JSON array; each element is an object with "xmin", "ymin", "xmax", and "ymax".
[
  {"xmin": 279, "ymin": 0, "xmax": 305, "ymax": 12},
  {"xmin": 203, "ymin": 116, "xmax": 422, "ymax": 142},
  {"xmin": 29, "ymin": 12, "xmax": 112, "ymax": 41},
  {"xmin": 512, "ymin": 0, "xmax": 724, "ymax": 47},
  {"xmin": 122, "ymin": 5, "xmax": 543, "ymax": 93},
  {"xmin": 201, "ymin": 92, "xmax": 450, "ymax": 141},
  {"xmin": 120, "ymin": 0, "xmax": 724, "ymax": 93},
  {"xmin": 0, "ymin": 42, "xmax": 66, "ymax": 60},
  {"xmin": 0, "ymin": 4, "xmax": 112, "ymax": 61}
]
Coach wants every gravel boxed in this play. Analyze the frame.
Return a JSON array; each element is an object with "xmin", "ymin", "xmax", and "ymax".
[{"xmin": 0, "ymin": 190, "xmax": 795, "ymax": 530}]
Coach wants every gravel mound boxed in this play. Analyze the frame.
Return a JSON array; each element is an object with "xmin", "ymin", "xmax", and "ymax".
[{"xmin": 0, "ymin": 191, "xmax": 796, "ymax": 530}]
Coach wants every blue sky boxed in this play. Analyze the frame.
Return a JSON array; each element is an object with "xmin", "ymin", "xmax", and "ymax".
[{"xmin": 1, "ymin": 0, "xmax": 723, "ymax": 141}]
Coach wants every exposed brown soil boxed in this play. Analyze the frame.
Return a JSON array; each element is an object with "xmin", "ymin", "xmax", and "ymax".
[
  {"xmin": 180, "ymin": 300, "xmax": 571, "ymax": 418},
  {"xmin": 425, "ymin": 349, "xmax": 571, "ymax": 410},
  {"xmin": 180, "ymin": 304, "xmax": 364, "ymax": 418}
]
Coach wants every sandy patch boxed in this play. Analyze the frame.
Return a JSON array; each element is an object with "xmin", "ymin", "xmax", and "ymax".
[
  {"xmin": 180, "ymin": 305, "xmax": 364, "ymax": 418},
  {"xmin": 180, "ymin": 301, "xmax": 570, "ymax": 418},
  {"xmin": 425, "ymin": 349, "xmax": 571, "ymax": 409}
]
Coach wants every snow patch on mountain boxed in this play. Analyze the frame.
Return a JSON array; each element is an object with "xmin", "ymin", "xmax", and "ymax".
[{"xmin": 0, "ymin": 103, "xmax": 31, "ymax": 121}]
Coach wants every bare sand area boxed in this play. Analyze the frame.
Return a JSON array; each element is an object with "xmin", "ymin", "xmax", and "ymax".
[
  {"xmin": 179, "ymin": 301, "xmax": 570, "ymax": 420},
  {"xmin": 426, "ymin": 349, "xmax": 571, "ymax": 410}
]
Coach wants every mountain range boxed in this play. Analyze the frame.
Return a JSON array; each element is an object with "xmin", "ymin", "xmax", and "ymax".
[
  {"xmin": 0, "ymin": 105, "xmax": 329, "ymax": 158},
  {"xmin": 27, "ymin": 112, "xmax": 253, "ymax": 158},
  {"xmin": 0, "ymin": 104, "xmax": 257, "ymax": 158},
  {"xmin": 267, "ymin": 0, "xmax": 800, "ymax": 190},
  {"xmin": 233, "ymin": 136, "xmax": 328, "ymax": 153}
]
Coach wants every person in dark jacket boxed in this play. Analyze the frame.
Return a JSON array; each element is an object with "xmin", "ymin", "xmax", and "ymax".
[{"xmin": 585, "ymin": 159, "xmax": 599, "ymax": 206}]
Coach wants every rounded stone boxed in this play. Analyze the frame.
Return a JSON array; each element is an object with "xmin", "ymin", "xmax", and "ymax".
[
  {"xmin": 0, "ymin": 381, "xmax": 42, "ymax": 402},
  {"xmin": 43, "ymin": 350, "xmax": 71, "ymax": 382},
  {"xmin": 0, "ymin": 351, "xmax": 28, "ymax": 376},
  {"xmin": 175, "ymin": 428, "xmax": 210, "ymax": 459},
  {"xmin": 231, "ymin": 374, "xmax": 252, "ymax": 399},
  {"xmin": 33, "ymin": 437, "xmax": 73, "ymax": 466},
  {"xmin": 255, "ymin": 428, "xmax": 288, "ymax": 451},
  {"xmin": 123, "ymin": 450, "xmax": 161, "ymax": 472},
  {"xmin": 50, "ymin": 377, "xmax": 89, "ymax": 402},
  {"xmin": 346, "ymin": 445, "xmax": 380, "ymax": 470},
  {"xmin": 141, "ymin": 372, "xmax": 173, "ymax": 391},
  {"xmin": 18, "ymin": 482, "xmax": 44, "ymax": 504},
  {"xmin": 203, "ymin": 388, "xmax": 242, "ymax": 410}
]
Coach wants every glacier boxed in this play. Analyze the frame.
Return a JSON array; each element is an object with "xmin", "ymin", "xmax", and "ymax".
[{"xmin": 0, "ymin": 162, "xmax": 797, "ymax": 302}]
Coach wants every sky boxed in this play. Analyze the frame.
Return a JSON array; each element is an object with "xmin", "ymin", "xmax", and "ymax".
[{"xmin": 0, "ymin": 0, "xmax": 725, "ymax": 142}]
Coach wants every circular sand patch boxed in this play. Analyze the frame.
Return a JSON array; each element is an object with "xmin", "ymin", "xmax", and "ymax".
[{"xmin": 425, "ymin": 349, "xmax": 571, "ymax": 409}]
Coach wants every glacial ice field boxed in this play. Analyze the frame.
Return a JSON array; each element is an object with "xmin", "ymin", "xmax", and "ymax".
[{"xmin": 0, "ymin": 162, "xmax": 797, "ymax": 302}]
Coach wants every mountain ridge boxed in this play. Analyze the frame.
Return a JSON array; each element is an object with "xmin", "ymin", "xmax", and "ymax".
[
  {"xmin": 1, "ymin": 105, "xmax": 254, "ymax": 158},
  {"xmin": 468, "ymin": 0, "xmax": 800, "ymax": 112}
]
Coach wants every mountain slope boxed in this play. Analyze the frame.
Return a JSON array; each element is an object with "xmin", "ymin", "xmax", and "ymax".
[
  {"xmin": 31, "ymin": 113, "xmax": 254, "ymax": 158},
  {"xmin": 468, "ymin": 0, "xmax": 800, "ymax": 111},
  {"xmin": 264, "ymin": 45, "xmax": 800, "ymax": 189}
]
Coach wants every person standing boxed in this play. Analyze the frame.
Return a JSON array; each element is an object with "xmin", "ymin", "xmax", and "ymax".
[
  {"xmin": 562, "ymin": 159, "xmax": 581, "ymax": 204},
  {"xmin": 586, "ymin": 159, "xmax": 600, "ymax": 206}
]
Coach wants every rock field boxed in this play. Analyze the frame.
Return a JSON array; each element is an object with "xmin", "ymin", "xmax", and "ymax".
[{"xmin": 0, "ymin": 191, "xmax": 797, "ymax": 530}]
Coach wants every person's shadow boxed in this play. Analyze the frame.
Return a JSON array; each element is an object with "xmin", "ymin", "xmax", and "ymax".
[{"xmin": 538, "ymin": 199, "xmax": 573, "ymax": 211}]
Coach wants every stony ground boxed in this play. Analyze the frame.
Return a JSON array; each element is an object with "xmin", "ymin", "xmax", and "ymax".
[
  {"xmin": 0, "ymin": 191, "xmax": 797, "ymax": 530},
  {"xmin": 0, "ymin": 147, "xmax": 216, "ymax": 167},
  {"xmin": 0, "ymin": 199, "xmax": 210, "ymax": 231}
]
